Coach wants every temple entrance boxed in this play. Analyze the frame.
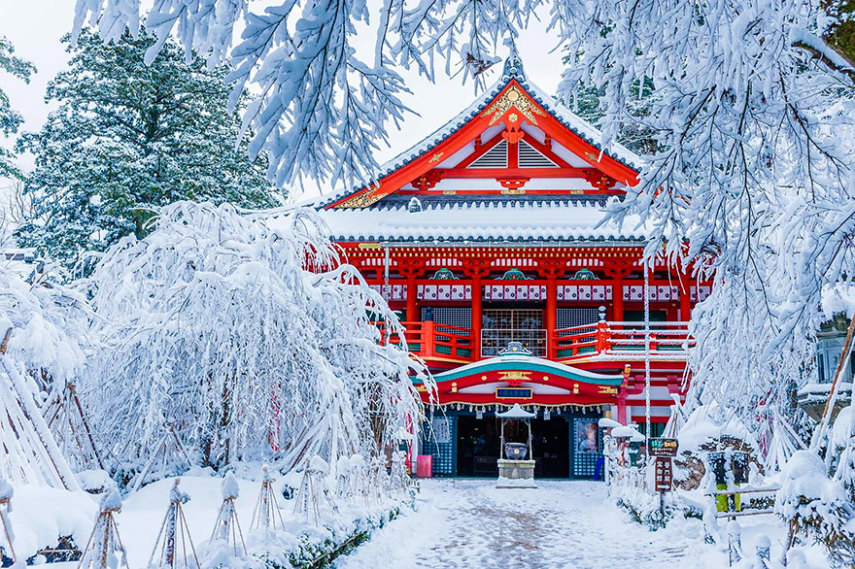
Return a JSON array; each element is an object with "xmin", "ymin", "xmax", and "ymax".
[{"xmin": 456, "ymin": 414, "xmax": 570, "ymax": 478}]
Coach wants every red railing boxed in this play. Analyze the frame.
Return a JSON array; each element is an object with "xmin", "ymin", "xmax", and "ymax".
[
  {"xmin": 552, "ymin": 321, "xmax": 694, "ymax": 362},
  {"xmin": 378, "ymin": 320, "xmax": 692, "ymax": 364},
  {"xmin": 379, "ymin": 321, "xmax": 473, "ymax": 362}
]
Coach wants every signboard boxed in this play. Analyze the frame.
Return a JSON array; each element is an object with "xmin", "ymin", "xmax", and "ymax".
[
  {"xmin": 431, "ymin": 417, "xmax": 451, "ymax": 444},
  {"xmin": 496, "ymin": 388, "xmax": 532, "ymax": 399},
  {"xmin": 649, "ymin": 437, "xmax": 679, "ymax": 457},
  {"xmin": 654, "ymin": 457, "xmax": 673, "ymax": 492}
]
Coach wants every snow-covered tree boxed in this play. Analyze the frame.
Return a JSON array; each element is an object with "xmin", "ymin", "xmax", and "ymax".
[
  {"xmin": 0, "ymin": 262, "xmax": 88, "ymax": 489},
  {"xmin": 551, "ymin": 1, "xmax": 855, "ymax": 444},
  {"xmin": 0, "ymin": 35, "xmax": 35, "ymax": 181},
  {"xmin": 16, "ymin": 28, "xmax": 279, "ymax": 274},
  {"xmin": 83, "ymin": 201, "xmax": 428, "ymax": 480}
]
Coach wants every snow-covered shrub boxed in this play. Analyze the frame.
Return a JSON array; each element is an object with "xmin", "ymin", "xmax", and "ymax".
[
  {"xmin": 776, "ymin": 451, "xmax": 854, "ymax": 567},
  {"xmin": 0, "ymin": 262, "xmax": 87, "ymax": 489},
  {"xmin": 673, "ymin": 404, "xmax": 762, "ymax": 492},
  {"xmin": 0, "ymin": 262, "xmax": 89, "ymax": 385},
  {"xmin": 83, "ymin": 202, "xmax": 429, "ymax": 484},
  {"xmin": 615, "ymin": 491, "xmax": 676, "ymax": 530}
]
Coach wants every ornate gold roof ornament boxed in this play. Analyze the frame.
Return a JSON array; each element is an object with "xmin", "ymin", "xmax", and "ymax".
[{"xmin": 481, "ymin": 84, "xmax": 545, "ymax": 128}]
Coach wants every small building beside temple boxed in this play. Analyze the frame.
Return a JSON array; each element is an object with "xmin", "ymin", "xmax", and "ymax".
[{"xmin": 314, "ymin": 59, "xmax": 706, "ymax": 478}]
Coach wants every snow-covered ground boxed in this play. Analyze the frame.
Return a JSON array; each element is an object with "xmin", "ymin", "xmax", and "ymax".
[{"xmin": 334, "ymin": 479, "xmax": 718, "ymax": 569}]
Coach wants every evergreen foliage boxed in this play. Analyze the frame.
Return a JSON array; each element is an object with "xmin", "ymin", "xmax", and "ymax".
[
  {"xmin": 16, "ymin": 28, "xmax": 278, "ymax": 273},
  {"xmin": 0, "ymin": 36, "xmax": 35, "ymax": 181}
]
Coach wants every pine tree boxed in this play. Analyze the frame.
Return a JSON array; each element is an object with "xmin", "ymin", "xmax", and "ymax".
[
  {"xmin": 0, "ymin": 36, "xmax": 35, "ymax": 181},
  {"xmin": 16, "ymin": 28, "xmax": 278, "ymax": 273}
]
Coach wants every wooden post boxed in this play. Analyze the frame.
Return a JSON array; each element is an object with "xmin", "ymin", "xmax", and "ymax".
[
  {"xmin": 814, "ymin": 314, "xmax": 855, "ymax": 448},
  {"xmin": 596, "ymin": 309, "xmax": 609, "ymax": 354},
  {"xmin": 546, "ymin": 277, "xmax": 557, "ymax": 358},
  {"xmin": 406, "ymin": 273, "xmax": 418, "ymax": 323},
  {"xmin": 471, "ymin": 275, "xmax": 483, "ymax": 359},
  {"xmin": 617, "ymin": 392, "xmax": 628, "ymax": 424},
  {"xmin": 421, "ymin": 320, "xmax": 436, "ymax": 359},
  {"xmin": 613, "ymin": 276, "xmax": 624, "ymax": 322},
  {"xmin": 0, "ymin": 328, "xmax": 11, "ymax": 356}
]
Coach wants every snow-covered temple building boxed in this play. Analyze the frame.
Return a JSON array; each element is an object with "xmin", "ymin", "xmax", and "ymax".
[{"xmin": 315, "ymin": 60, "xmax": 706, "ymax": 478}]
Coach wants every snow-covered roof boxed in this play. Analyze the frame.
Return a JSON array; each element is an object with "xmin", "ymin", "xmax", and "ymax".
[
  {"xmin": 316, "ymin": 58, "xmax": 643, "ymax": 209},
  {"xmin": 1, "ymin": 248, "xmax": 43, "ymax": 282},
  {"xmin": 611, "ymin": 426, "xmax": 645, "ymax": 442},
  {"xmin": 598, "ymin": 418, "xmax": 624, "ymax": 429},
  {"xmin": 497, "ymin": 403, "xmax": 536, "ymax": 419},
  {"xmin": 319, "ymin": 199, "xmax": 646, "ymax": 243}
]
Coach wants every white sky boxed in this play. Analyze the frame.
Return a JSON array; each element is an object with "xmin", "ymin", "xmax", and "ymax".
[{"xmin": 0, "ymin": 2, "xmax": 565, "ymax": 201}]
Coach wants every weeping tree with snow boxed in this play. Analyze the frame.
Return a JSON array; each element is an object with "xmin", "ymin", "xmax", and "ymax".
[
  {"xmin": 0, "ymin": 261, "xmax": 89, "ymax": 490},
  {"xmin": 83, "ymin": 201, "xmax": 429, "ymax": 484}
]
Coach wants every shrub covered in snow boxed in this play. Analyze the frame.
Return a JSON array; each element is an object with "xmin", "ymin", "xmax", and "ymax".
[{"xmin": 776, "ymin": 451, "xmax": 854, "ymax": 566}]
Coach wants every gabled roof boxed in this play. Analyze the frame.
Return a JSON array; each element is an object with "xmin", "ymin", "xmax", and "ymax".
[{"xmin": 320, "ymin": 58, "xmax": 643, "ymax": 210}]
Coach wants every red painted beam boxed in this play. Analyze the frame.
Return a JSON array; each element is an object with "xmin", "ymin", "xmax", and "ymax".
[
  {"xmin": 418, "ymin": 393, "xmax": 615, "ymax": 406},
  {"xmin": 432, "ymin": 167, "xmax": 587, "ymax": 179}
]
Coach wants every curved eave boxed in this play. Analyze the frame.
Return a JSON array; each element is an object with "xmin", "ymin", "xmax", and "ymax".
[{"xmin": 428, "ymin": 355, "xmax": 624, "ymax": 386}]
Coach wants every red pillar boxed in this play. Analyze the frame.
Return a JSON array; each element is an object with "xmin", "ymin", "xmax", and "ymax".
[
  {"xmin": 471, "ymin": 275, "xmax": 482, "ymax": 359},
  {"xmin": 546, "ymin": 277, "xmax": 557, "ymax": 358},
  {"xmin": 612, "ymin": 275, "xmax": 624, "ymax": 322},
  {"xmin": 406, "ymin": 273, "xmax": 418, "ymax": 323},
  {"xmin": 617, "ymin": 392, "xmax": 628, "ymax": 424}
]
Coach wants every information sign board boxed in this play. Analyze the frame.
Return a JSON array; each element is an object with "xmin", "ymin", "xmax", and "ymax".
[
  {"xmin": 654, "ymin": 457, "xmax": 673, "ymax": 492},
  {"xmin": 649, "ymin": 437, "xmax": 679, "ymax": 457}
]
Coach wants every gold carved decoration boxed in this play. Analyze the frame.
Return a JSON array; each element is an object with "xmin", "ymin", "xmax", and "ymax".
[
  {"xmin": 498, "ymin": 370, "xmax": 531, "ymax": 387},
  {"xmin": 429, "ymin": 152, "xmax": 445, "ymax": 163},
  {"xmin": 481, "ymin": 85, "xmax": 545, "ymax": 126},
  {"xmin": 336, "ymin": 184, "xmax": 383, "ymax": 209}
]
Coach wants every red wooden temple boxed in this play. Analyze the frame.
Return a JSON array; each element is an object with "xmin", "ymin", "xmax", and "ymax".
[{"xmin": 315, "ymin": 59, "xmax": 706, "ymax": 478}]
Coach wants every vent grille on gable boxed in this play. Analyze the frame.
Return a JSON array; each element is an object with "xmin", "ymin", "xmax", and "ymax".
[
  {"xmin": 469, "ymin": 140, "xmax": 508, "ymax": 168},
  {"xmin": 519, "ymin": 140, "xmax": 559, "ymax": 168}
]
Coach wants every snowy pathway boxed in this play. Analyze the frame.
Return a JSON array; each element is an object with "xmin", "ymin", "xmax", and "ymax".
[{"xmin": 334, "ymin": 479, "xmax": 715, "ymax": 569}]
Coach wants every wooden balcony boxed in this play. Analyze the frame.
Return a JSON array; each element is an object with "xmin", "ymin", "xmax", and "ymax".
[
  {"xmin": 379, "ymin": 320, "xmax": 693, "ymax": 368},
  {"xmin": 381, "ymin": 321, "xmax": 474, "ymax": 364},
  {"xmin": 552, "ymin": 321, "xmax": 694, "ymax": 362}
]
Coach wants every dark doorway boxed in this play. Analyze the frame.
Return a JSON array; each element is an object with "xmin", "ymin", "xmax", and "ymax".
[
  {"xmin": 456, "ymin": 414, "xmax": 570, "ymax": 478},
  {"xmin": 532, "ymin": 416, "xmax": 570, "ymax": 478},
  {"xmin": 456, "ymin": 414, "xmax": 501, "ymax": 476}
]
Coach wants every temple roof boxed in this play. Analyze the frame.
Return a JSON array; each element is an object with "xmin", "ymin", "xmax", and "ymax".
[
  {"xmin": 320, "ymin": 198, "xmax": 646, "ymax": 243},
  {"xmin": 316, "ymin": 58, "xmax": 644, "ymax": 211}
]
